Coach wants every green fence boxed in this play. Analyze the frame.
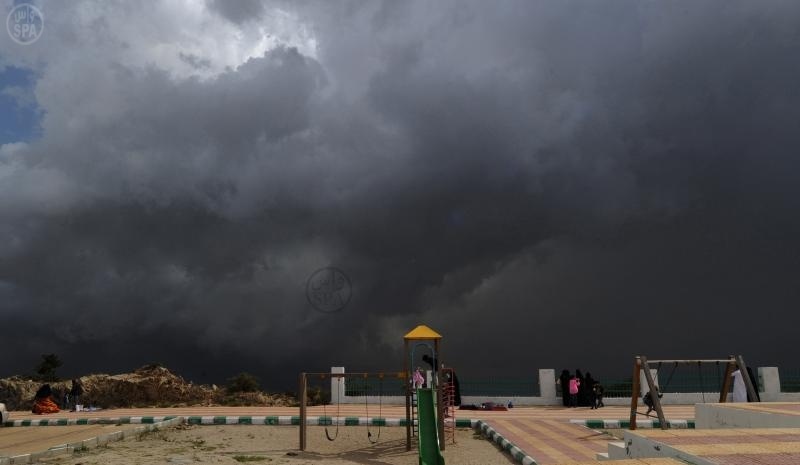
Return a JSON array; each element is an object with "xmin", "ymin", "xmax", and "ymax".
[
  {"xmin": 600, "ymin": 379, "xmax": 633, "ymax": 398},
  {"xmin": 562, "ymin": 372, "xmax": 727, "ymax": 399},
  {"xmin": 653, "ymin": 364, "xmax": 730, "ymax": 393},
  {"xmin": 780, "ymin": 368, "xmax": 800, "ymax": 392},
  {"xmin": 343, "ymin": 375, "xmax": 407, "ymax": 397},
  {"xmin": 459, "ymin": 378, "xmax": 540, "ymax": 397},
  {"xmin": 339, "ymin": 376, "xmax": 541, "ymax": 397}
]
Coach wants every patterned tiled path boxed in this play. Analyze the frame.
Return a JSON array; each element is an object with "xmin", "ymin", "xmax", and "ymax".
[
  {"xmin": 553, "ymin": 461, "xmax": 683, "ymax": 465},
  {"xmin": 489, "ymin": 418, "xmax": 610, "ymax": 464},
  {"xmin": 630, "ymin": 427, "xmax": 800, "ymax": 465},
  {"xmin": 710, "ymin": 402, "xmax": 800, "ymax": 416}
]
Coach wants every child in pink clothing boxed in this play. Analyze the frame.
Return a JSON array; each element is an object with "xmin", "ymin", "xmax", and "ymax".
[{"xmin": 412, "ymin": 367, "xmax": 425, "ymax": 388}]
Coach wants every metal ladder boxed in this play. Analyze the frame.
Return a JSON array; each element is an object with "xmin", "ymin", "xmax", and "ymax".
[
  {"xmin": 442, "ymin": 368, "xmax": 456, "ymax": 444},
  {"xmin": 411, "ymin": 389, "xmax": 419, "ymax": 438}
]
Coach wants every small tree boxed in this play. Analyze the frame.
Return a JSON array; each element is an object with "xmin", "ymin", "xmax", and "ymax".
[
  {"xmin": 226, "ymin": 372, "xmax": 261, "ymax": 393},
  {"xmin": 36, "ymin": 353, "xmax": 63, "ymax": 381}
]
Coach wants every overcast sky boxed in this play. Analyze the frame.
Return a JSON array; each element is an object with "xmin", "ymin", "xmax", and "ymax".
[{"xmin": 1, "ymin": 0, "xmax": 799, "ymax": 389}]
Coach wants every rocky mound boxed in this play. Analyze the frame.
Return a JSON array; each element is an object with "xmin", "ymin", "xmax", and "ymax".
[{"xmin": 0, "ymin": 365, "xmax": 295, "ymax": 411}]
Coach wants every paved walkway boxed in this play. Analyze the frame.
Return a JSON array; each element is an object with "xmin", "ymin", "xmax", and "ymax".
[
  {"xmin": 714, "ymin": 401, "xmax": 800, "ymax": 416},
  {"xmin": 488, "ymin": 418, "xmax": 610, "ymax": 464},
  {"xmin": 629, "ymin": 427, "xmax": 800, "ymax": 465},
  {"xmin": 550, "ymin": 461, "xmax": 682, "ymax": 465}
]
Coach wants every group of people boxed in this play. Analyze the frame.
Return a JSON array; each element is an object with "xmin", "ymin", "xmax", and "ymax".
[
  {"xmin": 31, "ymin": 379, "xmax": 84, "ymax": 414},
  {"xmin": 558, "ymin": 369, "xmax": 604, "ymax": 409}
]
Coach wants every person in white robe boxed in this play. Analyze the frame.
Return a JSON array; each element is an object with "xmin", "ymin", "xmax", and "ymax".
[{"xmin": 732, "ymin": 369, "xmax": 747, "ymax": 402}]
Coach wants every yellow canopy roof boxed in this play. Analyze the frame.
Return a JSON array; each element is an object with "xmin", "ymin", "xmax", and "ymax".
[{"xmin": 403, "ymin": 325, "xmax": 442, "ymax": 340}]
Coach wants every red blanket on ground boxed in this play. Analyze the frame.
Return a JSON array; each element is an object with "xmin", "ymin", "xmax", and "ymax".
[{"xmin": 32, "ymin": 397, "xmax": 60, "ymax": 414}]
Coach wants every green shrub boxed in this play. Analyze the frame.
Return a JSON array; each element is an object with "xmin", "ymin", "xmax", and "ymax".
[
  {"xmin": 226, "ymin": 372, "xmax": 261, "ymax": 393},
  {"xmin": 35, "ymin": 354, "xmax": 62, "ymax": 382}
]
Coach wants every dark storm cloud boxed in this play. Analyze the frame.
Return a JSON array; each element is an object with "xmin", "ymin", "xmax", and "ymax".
[
  {"xmin": 1, "ymin": 0, "xmax": 799, "ymax": 387},
  {"xmin": 208, "ymin": 0, "xmax": 267, "ymax": 24}
]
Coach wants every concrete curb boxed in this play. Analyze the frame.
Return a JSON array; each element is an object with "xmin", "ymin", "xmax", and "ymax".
[
  {"xmin": 474, "ymin": 420, "xmax": 537, "ymax": 465},
  {"xmin": 569, "ymin": 418, "xmax": 695, "ymax": 429},
  {"xmin": 0, "ymin": 417, "xmax": 184, "ymax": 465},
  {"xmin": 3, "ymin": 416, "xmax": 178, "ymax": 427},
  {"xmin": 4, "ymin": 415, "xmax": 474, "ymax": 428},
  {"xmin": 183, "ymin": 415, "xmax": 475, "ymax": 427}
]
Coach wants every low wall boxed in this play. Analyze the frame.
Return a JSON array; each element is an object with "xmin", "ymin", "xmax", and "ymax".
[{"xmin": 331, "ymin": 366, "xmax": 792, "ymax": 406}]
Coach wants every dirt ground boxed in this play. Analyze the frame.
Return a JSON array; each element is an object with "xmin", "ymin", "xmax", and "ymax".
[
  {"xmin": 38, "ymin": 425, "xmax": 516, "ymax": 465},
  {"xmin": 0, "ymin": 424, "xmax": 140, "ymax": 456}
]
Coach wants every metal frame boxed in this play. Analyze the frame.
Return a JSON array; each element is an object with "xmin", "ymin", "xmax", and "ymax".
[
  {"xmin": 298, "ymin": 371, "xmax": 405, "ymax": 451},
  {"xmin": 629, "ymin": 355, "xmax": 759, "ymax": 430}
]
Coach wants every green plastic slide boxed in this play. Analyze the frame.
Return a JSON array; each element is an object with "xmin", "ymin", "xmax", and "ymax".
[{"xmin": 416, "ymin": 388, "xmax": 445, "ymax": 465}]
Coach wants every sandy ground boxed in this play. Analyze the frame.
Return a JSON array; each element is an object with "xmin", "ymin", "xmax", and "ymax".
[{"xmin": 37, "ymin": 425, "xmax": 516, "ymax": 465}]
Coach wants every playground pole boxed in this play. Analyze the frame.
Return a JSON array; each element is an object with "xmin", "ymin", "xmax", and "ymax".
[
  {"xmin": 404, "ymin": 338, "xmax": 411, "ymax": 451},
  {"xmin": 299, "ymin": 372, "xmax": 307, "ymax": 451}
]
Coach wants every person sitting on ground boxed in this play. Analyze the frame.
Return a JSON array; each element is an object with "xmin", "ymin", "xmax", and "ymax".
[
  {"xmin": 643, "ymin": 387, "xmax": 663, "ymax": 415},
  {"xmin": 32, "ymin": 384, "xmax": 60, "ymax": 414}
]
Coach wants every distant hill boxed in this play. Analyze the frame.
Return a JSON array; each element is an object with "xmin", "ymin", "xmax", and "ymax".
[{"xmin": 0, "ymin": 365, "xmax": 295, "ymax": 411}]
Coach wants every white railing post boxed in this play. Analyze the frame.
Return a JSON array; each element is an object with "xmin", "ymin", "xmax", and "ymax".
[
  {"xmin": 331, "ymin": 367, "xmax": 345, "ymax": 404},
  {"xmin": 539, "ymin": 369, "xmax": 556, "ymax": 405}
]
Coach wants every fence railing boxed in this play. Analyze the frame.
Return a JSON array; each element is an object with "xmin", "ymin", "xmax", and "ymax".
[
  {"xmin": 650, "ymin": 360, "xmax": 736, "ymax": 393},
  {"xmin": 343, "ymin": 376, "xmax": 407, "ymax": 397},
  {"xmin": 600, "ymin": 379, "xmax": 634, "ymax": 398},
  {"xmin": 459, "ymin": 378, "xmax": 540, "ymax": 397},
  {"xmin": 557, "ymin": 374, "xmax": 727, "ymax": 400},
  {"xmin": 780, "ymin": 368, "xmax": 800, "ymax": 392}
]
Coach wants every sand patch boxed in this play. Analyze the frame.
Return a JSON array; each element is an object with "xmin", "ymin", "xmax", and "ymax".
[{"xmin": 38, "ymin": 424, "xmax": 516, "ymax": 465}]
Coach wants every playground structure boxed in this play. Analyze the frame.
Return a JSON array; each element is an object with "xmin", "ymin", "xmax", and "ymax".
[
  {"xmin": 298, "ymin": 324, "xmax": 454, "ymax": 463},
  {"xmin": 629, "ymin": 354, "xmax": 759, "ymax": 430},
  {"xmin": 403, "ymin": 324, "xmax": 451, "ymax": 452}
]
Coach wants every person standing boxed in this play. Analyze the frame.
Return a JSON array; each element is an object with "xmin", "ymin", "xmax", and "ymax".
[
  {"xmin": 593, "ymin": 382, "xmax": 605, "ymax": 409},
  {"xmin": 412, "ymin": 367, "xmax": 425, "ymax": 389},
  {"xmin": 568, "ymin": 374, "xmax": 580, "ymax": 407},
  {"xmin": 69, "ymin": 378, "xmax": 84, "ymax": 411},
  {"xmin": 731, "ymin": 369, "xmax": 747, "ymax": 402},
  {"xmin": 558, "ymin": 370, "xmax": 571, "ymax": 407},
  {"xmin": 575, "ymin": 370, "xmax": 586, "ymax": 406},
  {"xmin": 583, "ymin": 372, "xmax": 596, "ymax": 408}
]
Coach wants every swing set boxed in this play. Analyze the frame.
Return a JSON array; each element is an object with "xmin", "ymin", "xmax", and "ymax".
[
  {"xmin": 297, "ymin": 371, "xmax": 404, "ymax": 451},
  {"xmin": 298, "ymin": 324, "xmax": 452, "ymax": 455},
  {"xmin": 629, "ymin": 354, "xmax": 759, "ymax": 430}
]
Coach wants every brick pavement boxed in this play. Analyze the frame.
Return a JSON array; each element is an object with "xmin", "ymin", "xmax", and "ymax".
[{"xmin": 628, "ymin": 427, "xmax": 800, "ymax": 465}]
